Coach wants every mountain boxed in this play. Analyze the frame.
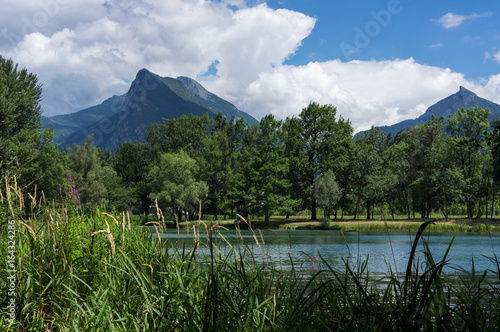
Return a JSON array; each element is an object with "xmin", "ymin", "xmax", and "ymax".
[
  {"xmin": 44, "ymin": 69, "xmax": 258, "ymax": 150},
  {"xmin": 359, "ymin": 87, "xmax": 500, "ymax": 137},
  {"xmin": 41, "ymin": 94, "xmax": 125, "ymax": 142},
  {"xmin": 176, "ymin": 76, "xmax": 258, "ymax": 126}
]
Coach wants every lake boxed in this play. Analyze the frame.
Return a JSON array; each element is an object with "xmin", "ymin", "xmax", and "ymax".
[{"xmin": 161, "ymin": 228, "xmax": 500, "ymax": 276}]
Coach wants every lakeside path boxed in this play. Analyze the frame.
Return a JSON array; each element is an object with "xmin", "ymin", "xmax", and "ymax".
[{"xmin": 147, "ymin": 217, "xmax": 500, "ymax": 233}]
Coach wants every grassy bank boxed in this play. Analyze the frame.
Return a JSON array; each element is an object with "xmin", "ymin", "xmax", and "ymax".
[
  {"xmin": 144, "ymin": 215, "xmax": 500, "ymax": 233},
  {"xmin": 286, "ymin": 219, "xmax": 500, "ymax": 233},
  {"xmin": 1, "ymin": 185, "xmax": 500, "ymax": 330}
]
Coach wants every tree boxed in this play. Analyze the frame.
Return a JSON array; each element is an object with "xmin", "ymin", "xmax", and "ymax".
[
  {"xmin": 446, "ymin": 107, "xmax": 490, "ymax": 218},
  {"xmin": 146, "ymin": 114, "xmax": 212, "ymax": 159},
  {"xmin": 68, "ymin": 136, "xmax": 135, "ymax": 210},
  {"xmin": 491, "ymin": 119, "xmax": 500, "ymax": 185},
  {"xmin": 231, "ymin": 115, "xmax": 295, "ymax": 222},
  {"xmin": 201, "ymin": 115, "xmax": 246, "ymax": 219},
  {"xmin": 0, "ymin": 56, "xmax": 62, "ymax": 194},
  {"xmin": 114, "ymin": 141, "xmax": 155, "ymax": 214},
  {"xmin": 350, "ymin": 127, "xmax": 386, "ymax": 219},
  {"xmin": 314, "ymin": 169, "xmax": 342, "ymax": 218},
  {"xmin": 284, "ymin": 102, "xmax": 353, "ymax": 220},
  {"xmin": 282, "ymin": 116, "xmax": 308, "ymax": 217},
  {"xmin": 0, "ymin": 56, "xmax": 42, "ymax": 140},
  {"xmin": 148, "ymin": 151, "xmax": 208, "ymax": 223}
]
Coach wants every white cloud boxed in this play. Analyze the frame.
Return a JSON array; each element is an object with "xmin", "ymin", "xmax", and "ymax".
[
  {"xmin": 495, "ymin": 51, "xmax": 500, "ymax": 64},
  {"xmin": 2, "ymin": 1, "xmax": 500, "ymax": 135},
  {"xmin": 2, "ymin": 0, "xmax": 315, "ymax": 115},
  {"xmin": 429, "ymin": 43, "xmax": 443, "ymax": 48},
  {"xmin": 434, "ymin": 12, "xmax": 493, "ymax": 29},
  {"xmin": 238, "ymin": 58, "xmax": 491, "ymax": 132}
]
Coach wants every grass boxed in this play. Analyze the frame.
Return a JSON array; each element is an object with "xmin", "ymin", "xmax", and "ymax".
[
  {"xmin": 145, "ymin": 215, "xmax": 500, "ymax": 233},
  {"xmin": 1, "ymin": 180, "xmax": 500, "ymax": 331}
]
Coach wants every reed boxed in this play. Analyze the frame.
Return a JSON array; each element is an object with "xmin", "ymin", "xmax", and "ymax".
[{"xmin": 1, "ymin": 181, "xmax": 499, "ymax": 331}]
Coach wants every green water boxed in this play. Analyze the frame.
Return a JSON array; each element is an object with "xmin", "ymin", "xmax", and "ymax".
[{"xmin": 162, "ymin": 229, "xmax": 500, "ymax": 275}]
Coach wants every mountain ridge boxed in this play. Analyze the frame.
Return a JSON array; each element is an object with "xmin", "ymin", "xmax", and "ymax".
[
  {"xmin": 362, "ymin": 86, "xmax": 500, "ymax": 137},
  {"xmin": 43, "ymin": 69, "xmax": 259, "ymax": 150}
]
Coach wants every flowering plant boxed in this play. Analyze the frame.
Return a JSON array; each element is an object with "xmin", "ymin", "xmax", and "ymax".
[{"xmin": 59, "ymin": 172, "xmax": 81, "ymax": 209}]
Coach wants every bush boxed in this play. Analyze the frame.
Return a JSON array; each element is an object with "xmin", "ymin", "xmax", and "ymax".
[{"xmin": 319, "ymin": 217, "xmax": 331, "ymax": 229}]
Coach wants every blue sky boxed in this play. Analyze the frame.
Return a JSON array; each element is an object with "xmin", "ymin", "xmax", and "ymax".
[
  {"xmin": 1, "ymin": 0, "xmax": 499, "ymax": 132},
  {"xmin": 269, "ymin": 0, "xmax": 500, "ymax": 79}
]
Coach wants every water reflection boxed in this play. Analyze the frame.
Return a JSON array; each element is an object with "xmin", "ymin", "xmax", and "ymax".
[{"xmin": 161, "ymin": 229, "xmax": 500, "ymax": 275}]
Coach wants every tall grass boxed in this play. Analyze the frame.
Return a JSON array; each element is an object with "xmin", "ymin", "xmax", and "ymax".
[{"xmin": 1, "ymin": 180, "xmax": 499, "ymax": 331}]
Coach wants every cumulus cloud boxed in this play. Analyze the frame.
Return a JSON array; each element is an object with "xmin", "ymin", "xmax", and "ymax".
[
  {"xmin": 1, "ymin": 1, "xmax": 500, "ymax": 134},
  {"xmin": 434, "ymin": 12, "xmax": 493, "ymax": 29},
  {"xmin": 2, "ymin": 0, "xmax": 315, "ymax": 115},
  {"xmin": 239, "ymin": 58, "xmax": 492, "ymax": 132}
]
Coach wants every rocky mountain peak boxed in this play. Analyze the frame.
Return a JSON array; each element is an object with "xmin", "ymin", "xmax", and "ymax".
[
  {"xmin": 177, "ymin": 76, "xmax": 210, "ymax": 100},
  {"xmin": 458, "ymin": 86, "xmax": 477, "ymax": 102}
]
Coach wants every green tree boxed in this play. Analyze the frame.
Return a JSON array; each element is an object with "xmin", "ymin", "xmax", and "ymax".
[
  {"xmin": 489, "ymin": 119, "xmax": 500, "ymax": 217},
  {"xmin": 230, "ymin": 115, "xmax": 295, "ymax": 222},
  {"xmin": 114, "ymin": 141, "xmax": 155, "ymax": 214},
  {"xmin": 284, "ymin": 102, "xmax": 352, "ymax": 220},
  {"xmin": 446, "ymin": 107, "xmax": 490, "ymax": 218},
  {"xmin": 350, "ymin": 127, "xmax": 386, "ymax": 219},
  {"xmin": 0, "ymin": 56, "xmax": 64, "ymax": 195},
  {"xmin": 201, "ymin": 115, "xmax": 246, "ymax": 219},
  {"xmin": 148, "ymin": 150, "xmax": 208, "ymax": 223},
  {"xmin": 282, "ymin": 116, "xmax": 308, "ymax": 218},
  {"xmin": 314, "ymin": 169, "xmax": 342, "ymax": 218},
  {"xmin": 68, "ymin": 136, "xmax": 135, "ymax": 210},
  {"xmin": 146, "ymin": 113, "xmax": 212, "ymax": 158}
]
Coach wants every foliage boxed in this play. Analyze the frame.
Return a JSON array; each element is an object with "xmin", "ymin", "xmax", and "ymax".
[
  {"xmin": 68, "ymin": 136, "xmax": 135, "ymax": 210},
  {"xmin": 284, "ymin": 102, "xmax": 353, "ymax": 220},
  {"xmin": 314, "ymin": 169, "xmax": 342, "ymax": 218},
  {"xmin": 490, "ymin": 119, "xmax": 500, "ymax": 185},
  {"xmin": 1, "ymin": 184, "xmax": 499, "ymax": 331},
  {"xmin": 146, "ymin": 113, "xmax": 212, "ymax": 158},
  {"xmin": 230, "ymin": 115, "xmax": 297, "ymax": 221},
  {"xmin": 148, "ymin": 150, "xmax": 208, "ymax": 221},
  {"xmin": 446, "ymin": 107, "xmax": 490, "ymax": 218},
  {"xmin": 201, "ymin": 114, "xmax": 246, "ymax": 219},
  {"xmin": 0, "ymin": 56, "xmax": 66, "ymax": 196}
]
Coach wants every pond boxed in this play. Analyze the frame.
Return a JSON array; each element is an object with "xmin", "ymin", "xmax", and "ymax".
[{"xmin": 161, "ymin": 228, "xmax": 500, "ymax": 276}]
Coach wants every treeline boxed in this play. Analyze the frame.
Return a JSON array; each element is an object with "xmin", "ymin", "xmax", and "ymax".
[
  {"xmin": 2, "ymin": 55, "xmax": 500, "ymax": 221},
  {"xmin": 108, "ymin": 104, "xmax": 500, "ymax": 222}
]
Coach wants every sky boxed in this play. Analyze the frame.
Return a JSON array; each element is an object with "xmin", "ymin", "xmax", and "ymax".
[{"xmin": 1, "ymin": 0, "xmax": 500, "ymax": 133}]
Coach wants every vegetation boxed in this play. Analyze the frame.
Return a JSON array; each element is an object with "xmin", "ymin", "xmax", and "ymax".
[
  {"xmin": 1, "ymin": 183, "xmax": 500, "ymax": 331},
  {"xmin": 3, "ymin": 56, "xmax": 500, "ymax": 222},
  {"xmin": 2, "ymin": 56, "xmax": 500, "ymax": 330}
]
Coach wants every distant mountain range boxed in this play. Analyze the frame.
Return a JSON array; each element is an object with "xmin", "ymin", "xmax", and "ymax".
[
  {"xmin": 42, "ymin": 69, "xmax": 258, "ymax": 150},
  {"xmin": 44, "ymin": 73, "xmax": 500, "ymax": 150},
  {"xmin": 360, "ymin": 86, "xmax": 500, "ymax": 137}
]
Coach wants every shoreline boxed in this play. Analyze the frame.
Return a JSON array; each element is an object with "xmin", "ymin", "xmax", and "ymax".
[{"xmin": 142, "ymin": 217, "xmax": 500, "ymax": 233}]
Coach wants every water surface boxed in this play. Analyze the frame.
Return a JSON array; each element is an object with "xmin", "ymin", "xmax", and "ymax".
[{"xmin": 161, "ymin": 229, "xmax": 500, "ymax": 276}]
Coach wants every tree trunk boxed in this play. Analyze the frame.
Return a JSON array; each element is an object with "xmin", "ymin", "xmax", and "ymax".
[
  {"xmin": 441, "ymin": 207, "xmax": 448, "ymax": 220},
  {"xmin": 354, "ymin": 191, "xmax": 360, "ymax": 220},
  {"xmin": 311, "ymin": 199, "xmax": 317, "ymax": 221},
  {"xmin": 380, "ymin": 202, "xmax": 386, "ymax": 221},
  {"xmin": 492, "ymin": 184, "xmax": 496, "ymax": 219},
  {"xmin": 388, "ymin": 200, "xmax": 395, "ymax": 220},
  {"xmin": 486, "ymin": 178, "xmax": 489, "ymax": 219}
]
